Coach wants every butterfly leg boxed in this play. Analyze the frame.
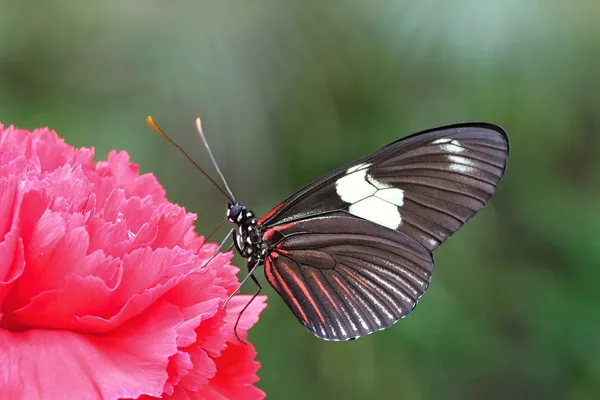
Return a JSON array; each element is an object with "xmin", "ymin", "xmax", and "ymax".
[
  {"xmin": 223, "ymin": 260, "xmax": 263, "ymax": 344},
  {"xmin": 233, "ymin": 278, "xmax": 263, "ymax": 344},
  {"xmin": 224, "ymin": 259, "xmax": 261, "ymax": 307},
  {"xmin": 199, "ymin": 228, "xmax": 235, "ymax": 268}
]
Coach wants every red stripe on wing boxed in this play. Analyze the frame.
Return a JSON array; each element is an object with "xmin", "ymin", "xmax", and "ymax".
[
  {"xmin": 338, "ymin": 265, "xmax": 376, "ymax": 294},
  {"xmin": 258, "ymin": 201, "xmax": 285, "ymax": 225},
  {"xmin": 265, "ymin": 256, "xmax": 310, "ymax": 326},
  {"xmin": 307, "ymin": 269, "xmax": 341, "ymax": 314},
  {"xmin": 262, "ymin": 221, "xmax": 298, "ymax": 242},
  {"xmin": 281, "ymin": 262, "xmax": 326, "ymax": 325},
  {"xmin": 331, "ymin": 274, "xmax": 358, "ymax": 303}
]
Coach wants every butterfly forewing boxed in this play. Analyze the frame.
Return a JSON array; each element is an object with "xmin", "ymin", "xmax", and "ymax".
[
  {"xmin": 263, "ymin": 215, "xmax": 434, "ymax": 341},
  {"xmin": 259, "ymin": 123, "xmax": 509, "ymax": 251}
]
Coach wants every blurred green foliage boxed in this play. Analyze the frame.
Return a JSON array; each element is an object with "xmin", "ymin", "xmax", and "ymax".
[{"xmin": 2, "ymin": 1, "xmax": 600, "ymax": 399}]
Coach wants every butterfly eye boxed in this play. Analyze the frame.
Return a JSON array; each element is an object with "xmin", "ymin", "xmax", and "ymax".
[{"xmin": 228, "ymin": 203, "xmax": 247, "ymax": 223}]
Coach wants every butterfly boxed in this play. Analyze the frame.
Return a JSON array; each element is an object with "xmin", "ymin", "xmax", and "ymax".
[{"xmin": 148, "ymin": 118, "xmax": 509, "ymax": 341}]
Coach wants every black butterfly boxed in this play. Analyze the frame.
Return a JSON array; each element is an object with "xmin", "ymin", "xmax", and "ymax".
[{"xmin": 149, "ymin": 118, "xmax": 509, "ymax": 341}]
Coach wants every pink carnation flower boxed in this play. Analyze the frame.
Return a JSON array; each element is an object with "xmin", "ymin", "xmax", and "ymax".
[{"xmin": 0, "ymin": 123, "xmax": 266, "ymax": 400}]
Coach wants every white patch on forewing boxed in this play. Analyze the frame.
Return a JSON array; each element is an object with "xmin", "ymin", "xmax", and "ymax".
[
  {"xmin": 447, "ymin": 154, "xmax": 475, "ymax": 173},
  {"xmin": 433, "ymin": 138, "xmax": 465, "ymax": 153},
  {"xmin": 432, "ymin": 138, "xmax": 450, "ymax": 144},
  {"xmin": 375, "ymin": 188, "xmax": 404, "ymax": 206},
  {"xmin": 336, "ymin": 163, "xmax": 404, "ymax": 229},
  {"xmin": 335, "ymin": 163, "xmax": 376, "ymax": 204},
  {"xmin": 365, "ymin": 173, "xmax": 389, "ymax": 190},
  {"xmin": 449, "ymin": 164, "xmax": 474, "ymax": 173},
  {"xmin": 349, "ymin": 197, "xmax": 401, "ymax": 229}
]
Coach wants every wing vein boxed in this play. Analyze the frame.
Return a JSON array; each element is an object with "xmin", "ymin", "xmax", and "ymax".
[{"xmin": 336, "ymin": 252, "xmax": 423, "ymax": 302}]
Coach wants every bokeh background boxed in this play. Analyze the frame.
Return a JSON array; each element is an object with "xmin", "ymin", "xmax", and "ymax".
[{"xmin": 2, "ymin": 1, "xmax": 599, "ymax": 399}]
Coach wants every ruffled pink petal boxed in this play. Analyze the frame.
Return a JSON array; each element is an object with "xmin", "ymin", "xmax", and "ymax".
[
  {"xmin": 164, "ymin": 351, "xmax": 194, "ymax": 395},
  {"xmin": 158, "ymin": 385, "xmax": 194, "ymax": 400},
  {"xmin": 202, "ymin": 341, "xmax": 265, "ymax": 400},
  {"xmin": 163, "ymin": 272, "xmax": 225, "ymax": 347},
  {"xmin": 151, "ymin": 203, "xmax": 198, "ymax": 249},
  {"xmin": 0, "ymin": 301, "xmax": 183, "ymax": 400},
  {"xmin": 10, "ymin": 259, "xmax": 121, "ymax": 330},
  {"xmin": 11, "ymin": 212, "xmax": 92, "ymax": 310},
  {"xmin": 0, "ymin": 227, "xmax": 25, "ymax": 318},
  {"xmin": 210, "ymin": 254, "xmax": 241, "ymax": 295},
  {"xmin": 194, "ymin": 306, "xmax": 230, "ymax": 358},
  {"xmin": 178, "ymin": 345, "xmax": 217, "ymax": 392},
  {"xmin": 16, "ymin": 189, "xmax": 50, "ymax": 250},
  {"xmin": 76, "ymin": 247, "xmax": 202, "ymax": 332},
  {"xmin": 0, "ymin": 176, "xmax": 18, "ymax": 237},
  {"xmin": 30, "ymin": 128, "xmax": 94, "ymax": 173},
  {"xmin": 0, "ymin": 126, "xmax": 33, "ymax": 163},
  {"xmin": 110, "ymin": 247, "xmax": 200, "ymax": 307},
  {"xmin": 96, "ymin": 151, "xmax": 165, "ymax": 201}
]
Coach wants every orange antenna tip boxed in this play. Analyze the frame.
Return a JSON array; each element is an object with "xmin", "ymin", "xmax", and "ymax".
[{"xmin": 146, "ymin": 115, "xmax": 173, "ymax": 144}]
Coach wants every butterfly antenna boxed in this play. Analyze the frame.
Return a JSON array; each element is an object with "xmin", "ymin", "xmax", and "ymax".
[
  {"xmin": 195, "ymin": 118, "xmax": 236, "ymax": 202},
  {"xmin": 202, "ymin": 218, "xmax": 228, "ymax": 245},
  {"xmin": 147, "ymin": 116, "xmax": 235, "ymax": 202}
]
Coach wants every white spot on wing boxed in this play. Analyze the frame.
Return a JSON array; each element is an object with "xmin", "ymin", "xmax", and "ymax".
[
  {"xmin": 350, "ymin": 197, "xmax": 401, "ymax": 229},
  {"xmin": 336, "ymin": 163, "xmax": 404, "ymax": 229},
  {"xmin": 375, "ymin": 188, "xmax": 404, "ymax": 206},
  {"xmin": 449, "ymin": 164, "xmax": 474, "ymax": 173},
  {"xmin": 433, "ymin": 138, "xmax": 465, "ymax": 153},
  {"xmin": 447, "ymin": 154, "xmax": 475, "ymax": 173},
  {"xmin": 365, "ymin": 173, "xmax": 389, "ymax": 190},
  {"xmin": 432, "ymin": 138, "xmax": 450, "ymax": 144},
  {"xmin": 335, "ymin": 163, "xmax": 376, "ymax": 203}
]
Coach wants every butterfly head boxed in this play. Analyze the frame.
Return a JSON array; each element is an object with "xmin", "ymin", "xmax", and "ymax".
[{"xmin": 227, "ymin": 202, "xmax": 254, "ymax": 224}]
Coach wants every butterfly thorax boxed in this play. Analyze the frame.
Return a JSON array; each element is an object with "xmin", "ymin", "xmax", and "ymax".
[{"xmin": 227, "ymin": 202, "xmax": 269, "ymax": 265}]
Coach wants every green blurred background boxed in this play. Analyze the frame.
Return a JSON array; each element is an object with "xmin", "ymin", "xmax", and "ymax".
[{"xmin": 2, "ymin": 1, "xmax": 599, "ymax": 399}]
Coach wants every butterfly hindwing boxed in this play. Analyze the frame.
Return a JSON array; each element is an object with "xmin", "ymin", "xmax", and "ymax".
[
  {"xmin": 259, "ymin": 123, "xmax": 509, "ymax": 251},
  {"xmin": 263, "ymin": 214, "xmax": 434, "ymax": 341}
]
